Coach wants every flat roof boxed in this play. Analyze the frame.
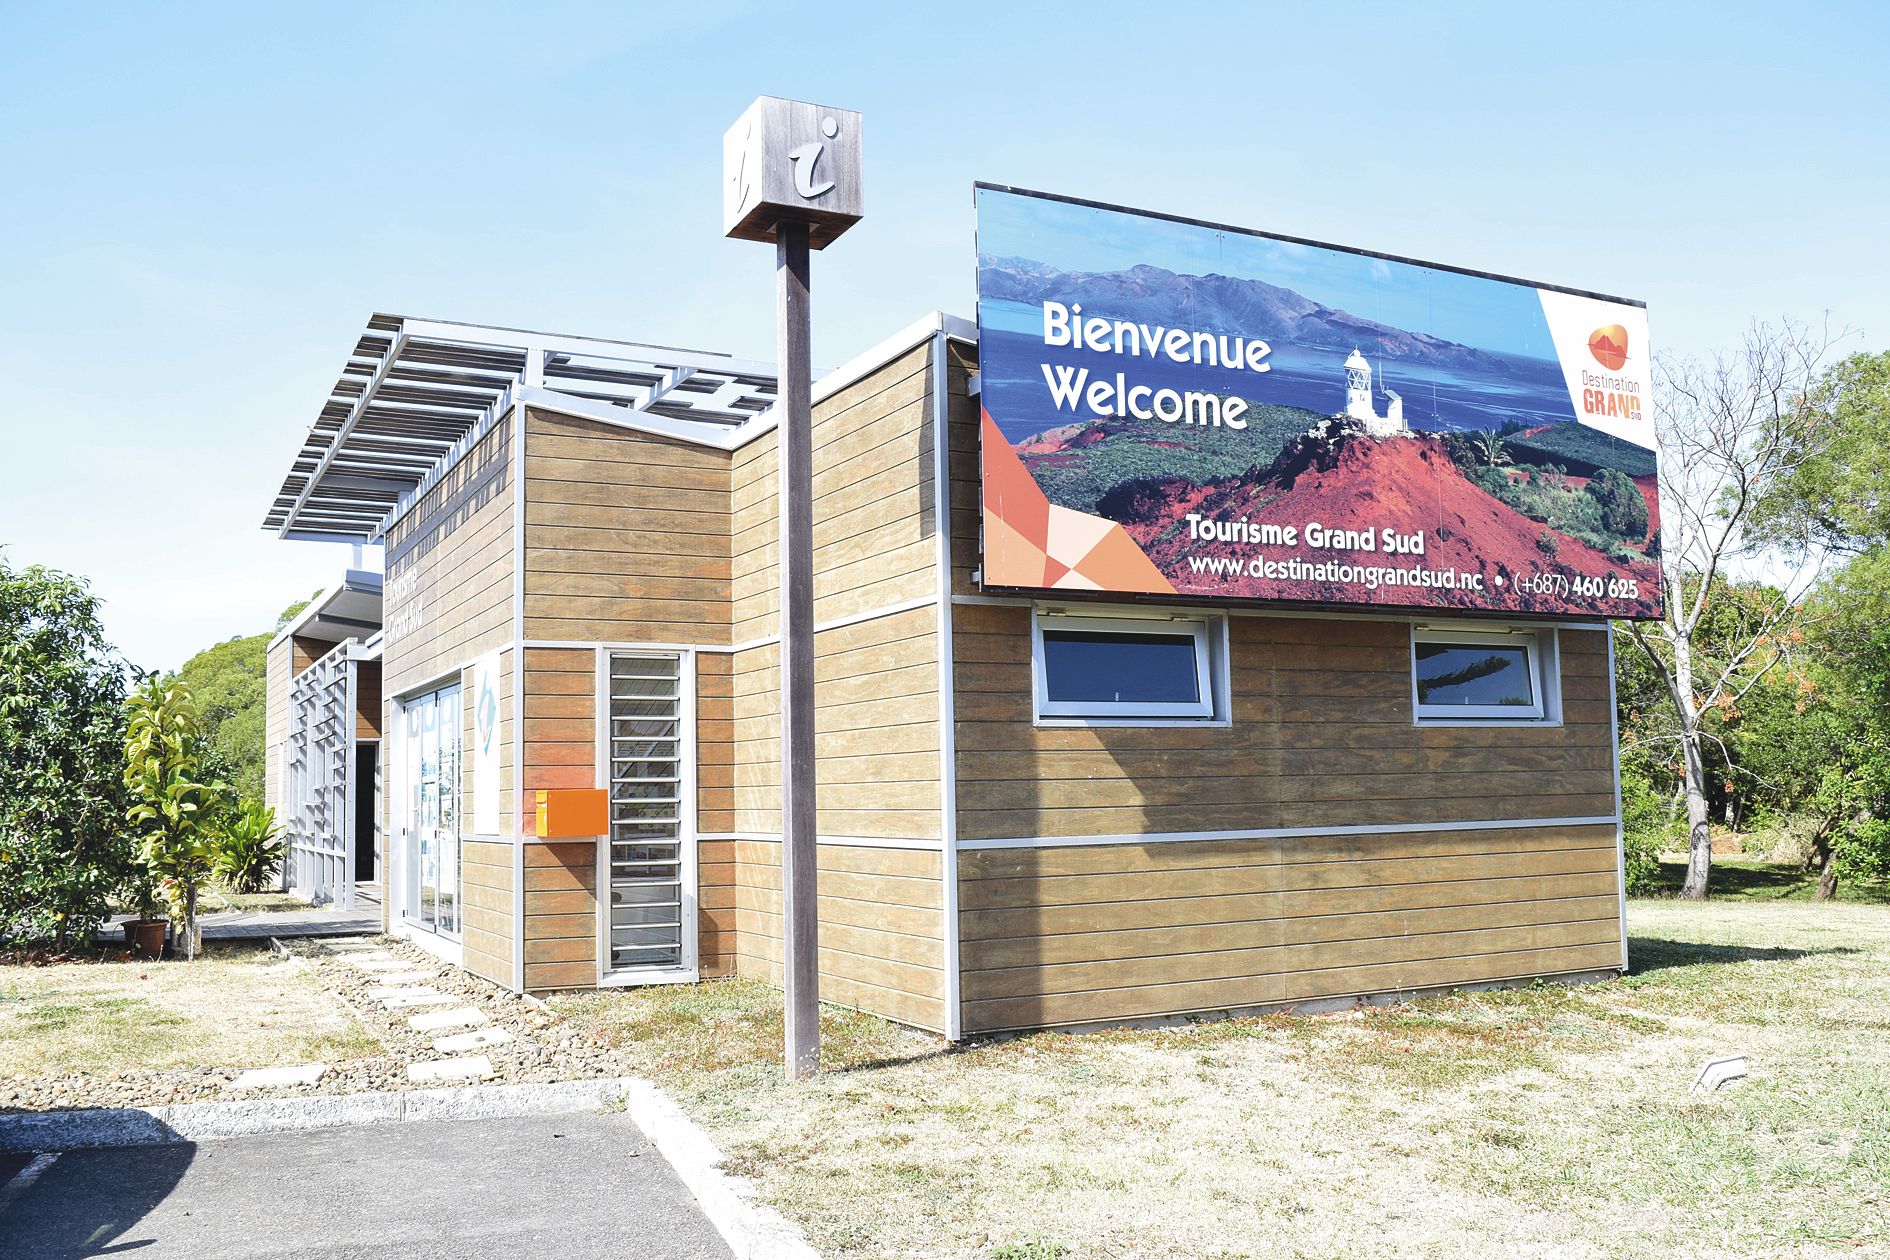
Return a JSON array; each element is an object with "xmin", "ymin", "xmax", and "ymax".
[
  {"xmin": 268, "ymin": 568, "xmax": 384, "ymax": 650},
  {"xmin": 263, "ymin": 314, "xmax": 780, "ymax": 543}
]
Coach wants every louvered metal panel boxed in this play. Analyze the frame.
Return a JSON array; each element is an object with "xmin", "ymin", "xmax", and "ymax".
[{"xmin": 263, "ymin": 313, "xmax": 778, "ymax": 542}]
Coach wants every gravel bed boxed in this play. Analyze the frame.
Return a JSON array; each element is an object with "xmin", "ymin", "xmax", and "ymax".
[{"xmin": 1, "ymin": 937, "xmax": 636, "ymax": 1114}]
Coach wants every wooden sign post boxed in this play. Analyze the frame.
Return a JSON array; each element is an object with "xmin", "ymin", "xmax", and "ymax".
[{"xmin": 724, "ymin": 97, "xmax": 863, "ymax": 1079}]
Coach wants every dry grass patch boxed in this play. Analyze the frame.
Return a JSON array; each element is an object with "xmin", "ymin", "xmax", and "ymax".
[
  {"xmin": 0, "ymin": 943, "xmax": 380, "ymax": 1079},
  {"xmin": 198, "ymin": 888, "xmax": 314, "ymax": 914},
  {"xmin": 556, "ymin": 898, "xmax": 1890, "ymax": 1260}
]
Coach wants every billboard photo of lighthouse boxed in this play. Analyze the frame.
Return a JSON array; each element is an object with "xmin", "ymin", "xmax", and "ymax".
[{"xmin": 974, "ymin": 184, "xmax": 1664, "ymax": 620}]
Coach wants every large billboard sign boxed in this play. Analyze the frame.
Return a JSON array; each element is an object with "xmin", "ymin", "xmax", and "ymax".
[{"xmin": 975, "ymin": 185, "xmax": 1663, "ymax": 620}]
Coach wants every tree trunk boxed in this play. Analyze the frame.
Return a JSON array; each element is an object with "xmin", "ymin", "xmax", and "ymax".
[
  {"xmin": 1814, "ymin": 847, "xmax": 1839, "ymax": 902},
  {"xmin": 1673, "ymin": 636, "xmax": 1713, "ymax": 900},
  {"xmin": 1804, "ymin": 820, "xmax": 1834, "ymax": 874},
  {"xmin": 184, "ymin": 883, "xmax": 198, "ymax": 962}
]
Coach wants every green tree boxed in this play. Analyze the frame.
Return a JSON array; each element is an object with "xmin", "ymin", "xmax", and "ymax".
[
  {"xmin": 0, "ymin": 556, "xmax": 133, "ymax": 948},
  {"xmin": 177, "ymin": 633, "xmax": 270, "ymax": 799},
  {"xmin": 173, "ymin": 593, "xmax": 315, "ymax": 801},
  {"xmin": 1472, "ymin": 429, "xmax": 1512, "ymax": 468},
  {"xmin": 123, "ymin": 678, "xmax": 226, "ymax": 960},
  {"xmin": 1732, "ymin": 348, "xmax": 1890, "ymax": 899},
  {"xmin": 1584, "ymin": 467, "xmax": 1650, "ymax": 541},
  {"xmin": 1751, "ymin": 351, "xmax": 1890, "ymax": 553},
  {"xmin": 1625, "ymin": 321, "xmax": 1838, "ymax": 898}
]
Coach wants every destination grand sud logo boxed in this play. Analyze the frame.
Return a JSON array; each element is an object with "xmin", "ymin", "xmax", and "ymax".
[
  {"xmin": 1536, "ymin": 291, "xmax": 1653, "ymax": 449},
  {"xmin": 1588, "ymin": 323, "xmax": 1630, "ymax": 371},
  {"xmin": 1581, "ymin": 322, "xmax": 1641, "ymax": 422}
]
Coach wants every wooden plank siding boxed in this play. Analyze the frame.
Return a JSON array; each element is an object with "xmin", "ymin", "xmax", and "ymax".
[
  {"xmin": 954, "ymin": 607, "xmax": 1615, "ymax": 841},
  {"xmin": 714, "ymin": 342, "xmax": 950, "ymax": 1026},
  {"xmin": 731, "ymin": 839, "xmax": 947, "ymax": 1033},
  {"xmin": 944, "ymin": 340, "xmax": 980, "ymax": 599},
  {"xmin": 523, "ymin": 841, "xmax": 598, "ymax": 990},
  {"xmin": 699, "ymin": 651, "xmax": 737, "ymax": 977},
  {"xmin": 517, "ymin": 646, "xmax": 599, "ymax": 991},
  {"xmin": 355, "ymin": 659, "xmax": 382, "ymax": 742},
  {"xmin": 727, "ymin": 605, "xmax": 944, "ymax": 841},
  {"xmin": 958, "ymin": 824, "xmax": 1622, "ymax": 1032},
  {"xmin": 380, "ymin": 442, "xmax": 513, "ymax": 696},
  {"xmin": 522, "ymin": 409, "xmax": 732, "ymax": 647},
  {"xmin": 729, "ymin": 344, "xmax": 941, "ymax": 643},
  {"xmin": 461, "ymin": 838, "xmax": 515, "ymax": 986},
  {"xmin": 377, "ymin": 412, "xmax": 519, "ymax": 976}
]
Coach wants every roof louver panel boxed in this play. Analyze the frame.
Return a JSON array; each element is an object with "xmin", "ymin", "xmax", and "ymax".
[{"xmin": 264, "ymin": 313, "xmax": 777, "ymax": 542}]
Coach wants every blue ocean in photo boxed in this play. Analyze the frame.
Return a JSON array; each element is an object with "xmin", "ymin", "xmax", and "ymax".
[{"xmin": 979, "ymin": 298, "xmax": 1579, "ymax": 446}]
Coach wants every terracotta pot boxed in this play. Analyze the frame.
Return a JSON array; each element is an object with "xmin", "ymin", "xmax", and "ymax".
[{"xmin": 131, "ymin": 918, "xmax": 168, "ymax": 959}]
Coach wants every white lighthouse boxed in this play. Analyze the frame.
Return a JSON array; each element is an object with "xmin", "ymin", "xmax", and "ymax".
[{"xmin": 1342, "ymin": 348, "xmax": 1408, "ymax": 438}]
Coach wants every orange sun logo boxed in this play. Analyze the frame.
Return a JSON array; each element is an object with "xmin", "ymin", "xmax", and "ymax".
[{"xmin": 1588, "ymin": 325, "xmax": 1629, "ymax": 371}]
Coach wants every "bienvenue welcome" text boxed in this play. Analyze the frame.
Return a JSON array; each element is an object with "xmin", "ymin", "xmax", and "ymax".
[{"xmin": 1038, "ymin": 300, "xmax": 1268, "ymax": 429}]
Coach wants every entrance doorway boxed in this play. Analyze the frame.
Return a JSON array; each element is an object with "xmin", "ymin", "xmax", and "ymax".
[
  {"xmin": 400, "ymin": 682, "xmax": 461, "ymax": 937},
  {"xmin": 353, "ymin": 742, "xmax": 379, "ymax": 883}
]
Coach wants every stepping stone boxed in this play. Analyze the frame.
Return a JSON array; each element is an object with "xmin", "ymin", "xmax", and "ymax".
[
  {"xmin": 434, "ymin": 1027, "xmax": 515, "ymax": 1054},
  {"xmin": 407, "ymin": 1055, "xmax": 494, "ymax": 1083},
  {"xmin": 225, "ymin": 1063, "xmax": 328, "ymax": 1091},
  {"xmin": 373, "ymin": 986, "xmax": 455, "ymax": 1009},
  {"xmin": 379, "ymin": 993, "xmax": 457, "ymax": 1010},
  {"xmin": 328, "ymin": 941, "xmax": 381, "ymax": 952},
  {"xmin": 350, "ymin": 957, "xmax": 405, "ymax": 971},
  {"xmin": 408, "ymin": 1006, "xmax": 488, "ymax": 1033},
  {"xmin": 375, "ymin": 970, "xmax": 436, "ymax": 985}
]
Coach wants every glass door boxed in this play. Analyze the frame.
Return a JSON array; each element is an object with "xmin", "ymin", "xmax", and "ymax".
[
  {"xmin": 402, "ymin": 681, "xmax": 462, "ymax": 936},
  {"xmin": 604, "ymin": 653, "xmax": 692, "ymax": 976}
]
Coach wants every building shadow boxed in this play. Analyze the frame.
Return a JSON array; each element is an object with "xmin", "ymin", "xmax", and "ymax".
[
  {"xmin": 0, "ymin": 1121, "xmax": 195, "ymax": 1260},
  {"xmin": 1625, "ymin": 935, "xmax": 1861, "ymax": 975}
]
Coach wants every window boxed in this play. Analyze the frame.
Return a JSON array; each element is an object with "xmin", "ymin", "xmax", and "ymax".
[
  {"xmin": 604, "ymin": 653, "xmax": 690, "ymax": 975},
  {"xmin": 1033, "ymin": 612, "xmax": 1223, "ymax": 722},
  {"xmin": 1411, "ymin": 627, "xmax": 1553, "ymax": 722}
]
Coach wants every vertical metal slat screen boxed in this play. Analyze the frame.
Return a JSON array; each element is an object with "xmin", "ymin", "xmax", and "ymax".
[
  {"xmin": 286, "ymin": 644, "xmax": 354, "ymax": 909},
  {"xmin": 607, "ymin": 654, "xmax": 684, "ymax": 972}
]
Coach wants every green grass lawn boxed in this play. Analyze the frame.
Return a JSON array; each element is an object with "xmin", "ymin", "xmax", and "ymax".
[
  {"xmin": 557, "ymin": 885, "xmax": 1890, "ymax": 1260},
  {"xmin": 1642, "ymin": 855, "xmax": 1890, "ymax": 905}
]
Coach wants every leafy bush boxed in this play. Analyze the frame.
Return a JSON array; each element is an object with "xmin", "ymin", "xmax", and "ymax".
[
  {"xmin": 0, "ymin": 557, "xmax": 133, "ymax": 949},
  {"xmin": 216, "ymin": 800, "xmax": 286, "ymax": 893},
  {"xmin": 124, "ymin": 678, "xmax": 225, "ymax": 960},
  {"xmin": 1585, "ymin": 467, "xmax": 1650, "ymax": 539},
  {"xmin": 1621, "ymin": 763, "xmax": 1680, "ymax": 894},
  {"xmin": 1622, "ymin": 829, "xmax": 1662, "ymax": 894}
]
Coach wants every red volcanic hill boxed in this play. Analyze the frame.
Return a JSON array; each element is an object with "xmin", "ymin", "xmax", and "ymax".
[
  {"xmin": 1119, "ymin": 432, "xmax": 1663, "ymax": 618},
  {"xmin": 1014, "ymin": 422, "xmax": 1087, "ymax": 455}
]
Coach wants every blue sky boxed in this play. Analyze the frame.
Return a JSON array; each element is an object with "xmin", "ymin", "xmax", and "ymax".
[
  {"xmin": 2, "ymin": 1, "xmax": 1886, "ymax": 668},
  {"xmin": 976, "ymin": 187, "xmax": 1563, "ymax": 358}
]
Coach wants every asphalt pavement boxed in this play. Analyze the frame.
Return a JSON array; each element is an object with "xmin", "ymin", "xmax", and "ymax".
[{"xmin": 0, "ymin": 1112, "xmax": 734, "ymax": 1259}]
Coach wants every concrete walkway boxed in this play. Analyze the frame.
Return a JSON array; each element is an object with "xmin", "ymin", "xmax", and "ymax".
[{"xmin": 0, "ymin": 1113, "xmax": 736, "ymax": 1260}]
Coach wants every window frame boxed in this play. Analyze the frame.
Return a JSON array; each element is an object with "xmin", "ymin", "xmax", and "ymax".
[
  {"xmin": 1031, "ymin": 610, "xmax": 1225, "ymax": 725},
  {"xmin": 1409, "ymin": 625, "xmax": 1556, "ymax": 724}
]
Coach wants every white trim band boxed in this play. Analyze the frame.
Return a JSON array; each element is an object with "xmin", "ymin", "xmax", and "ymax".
[
  {"xmin": 517, "ymin": 593, "xmax": 940, "ymax": 658},
  {"xmin": 957, "ymin": 814, "xmax": 1622, "ymax": 852},
  {"xmin": 697, "ymin": 831, "xmax": 946, "ymax": 852}
]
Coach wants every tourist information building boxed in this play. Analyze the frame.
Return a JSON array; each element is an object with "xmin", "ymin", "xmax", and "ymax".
[{"xmin": 263, "ymin": 189, "xmax": 1653, "ymax": 1041}]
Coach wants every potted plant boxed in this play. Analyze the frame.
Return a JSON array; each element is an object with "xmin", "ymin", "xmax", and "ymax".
[
  {"xmin": 123, "ymin": 864, "xmax": 168, "ymax": 959},
  {"xmin": 123, "ymin": 678, "xmax": 221, "ymax": 961}
]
